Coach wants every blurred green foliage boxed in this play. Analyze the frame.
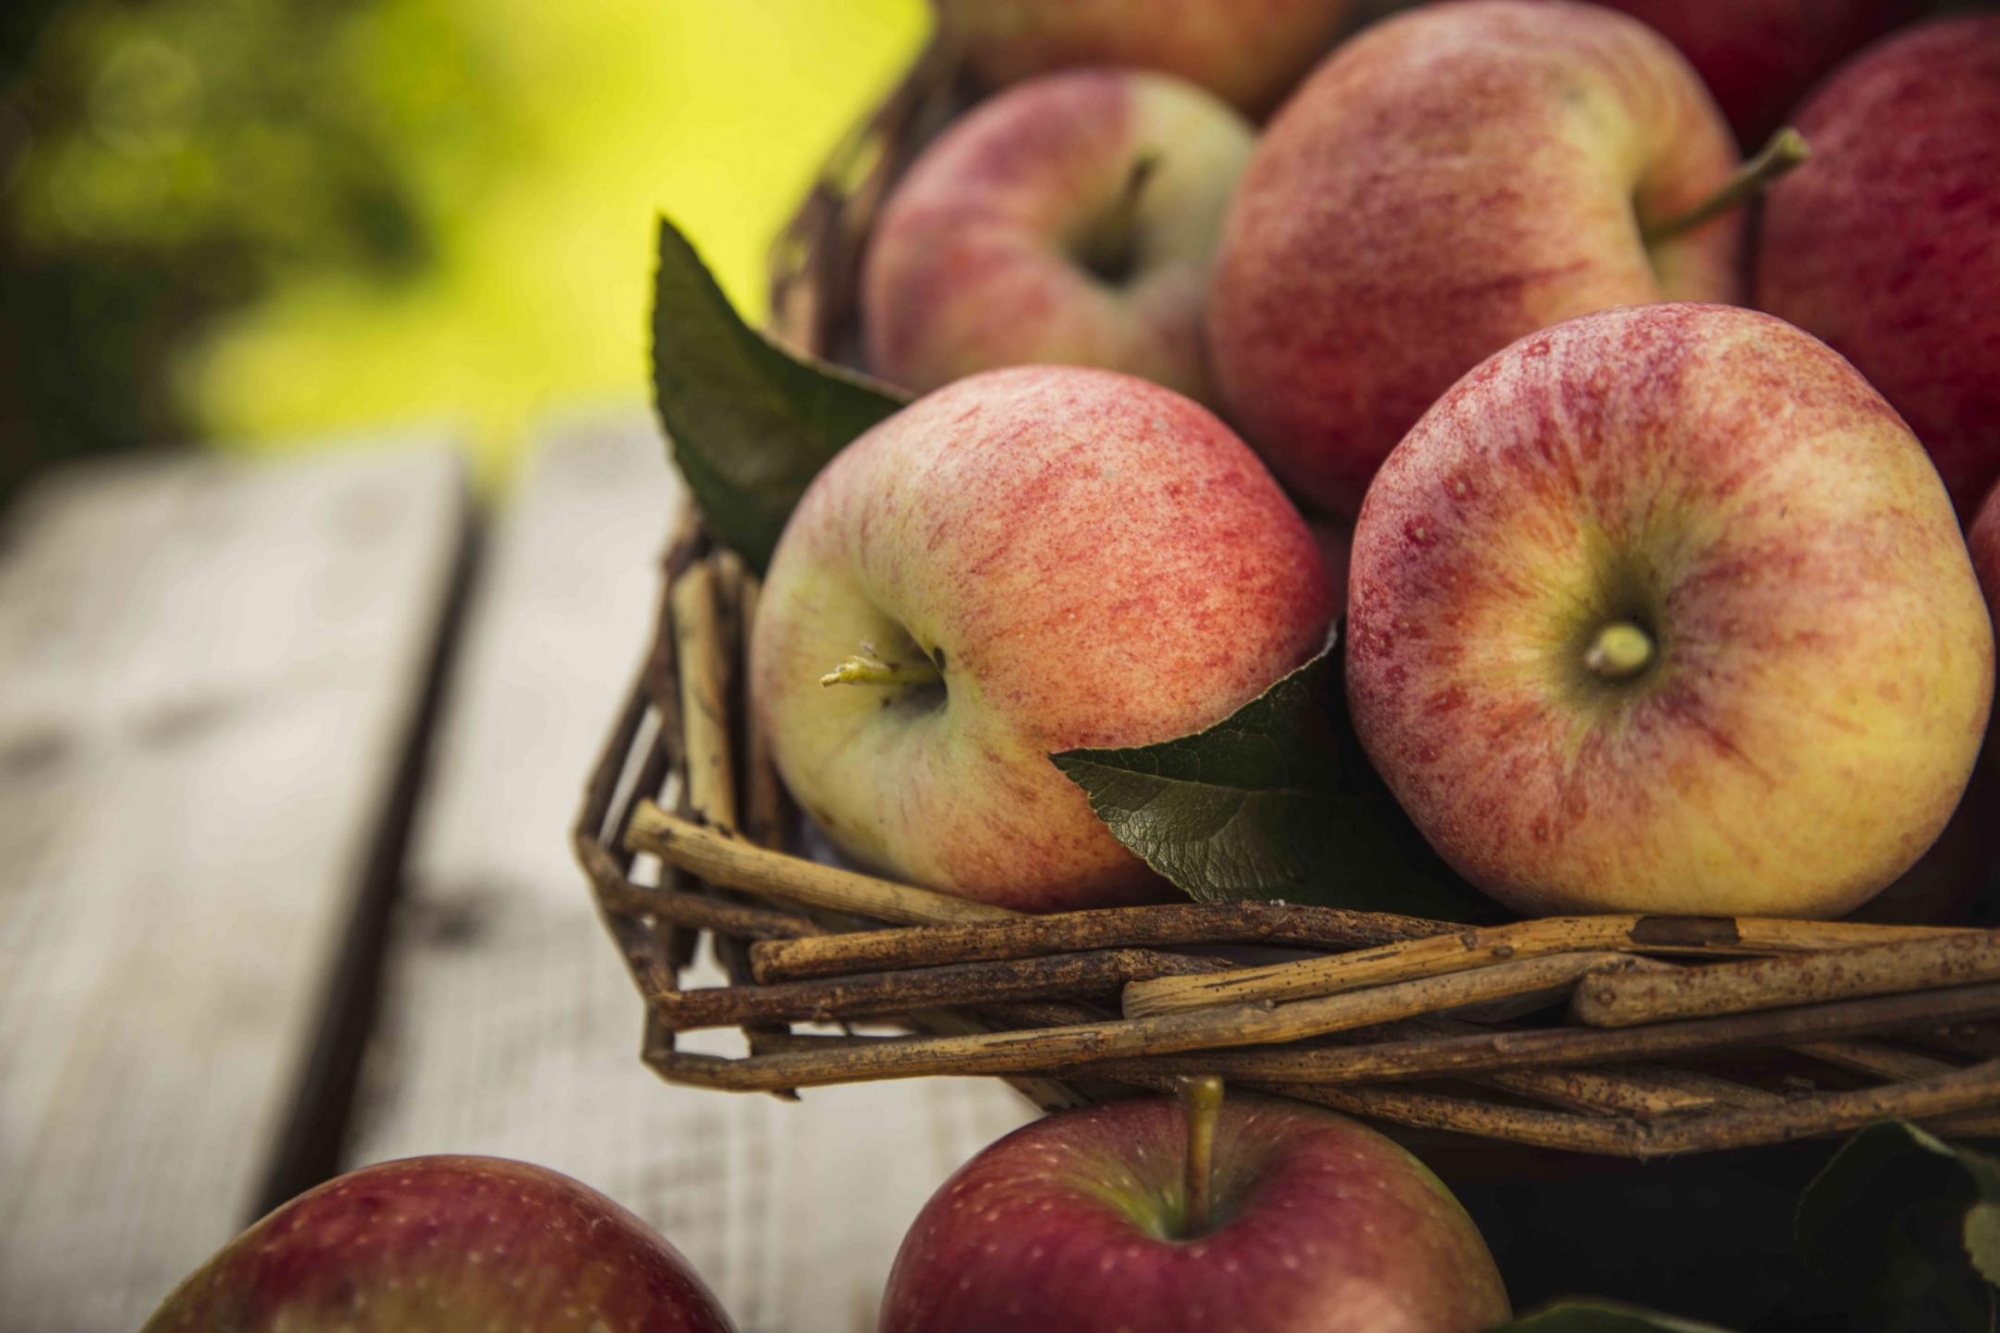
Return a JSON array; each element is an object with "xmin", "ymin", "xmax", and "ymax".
[
  {"xmin": 1, "ymin": 0, "xmax": 926, "ymax": 506},
  {"xmin": 0, "ymin": 0, "xmax": 517, "ymax": 503}
]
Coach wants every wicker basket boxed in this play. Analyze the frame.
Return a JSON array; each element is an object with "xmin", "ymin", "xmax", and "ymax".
[{"xmin": 573, "ymin": 44, "xmax": 2000, "ymax": 1160}]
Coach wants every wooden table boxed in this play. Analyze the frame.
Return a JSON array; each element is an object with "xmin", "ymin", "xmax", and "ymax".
[{"xmin": 0, "ymin": 413, "xmax": 1031, "ymax": 1333}]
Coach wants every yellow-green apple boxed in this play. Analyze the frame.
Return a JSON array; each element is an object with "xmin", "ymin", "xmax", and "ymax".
[
  {"xmin": 1757, "ymin": 15, "xmax": 2000, "ymax": 521},
  {"xmin": 1577, "ymin": 0, "xmax": 1916, "ymax": 145},
  {"xmin": 1846, "ymin": 771, "xmax": 1988, "ymax": 926},
  {"xmin": 751, "ymin": 365, "xmax": 1332, "ymax": 911},
  {"xmin": 140, "ymin": 1156, "xmax": 733, "ymax": 1332},
  {"xmin": 1208, "ymin": 0, "xmax": 1753, "ymax": 519},
  {"xmin": 878, "ymin": 1088, "xmax": 1510, "ymax": 1333},
  {"xmin": 1346, "ymin": 303, "xmax": 1993, "ymax": 919},
  {"xmin": 863, "ymin": 69, "xmax": 1252, "ymax": 406},
  {"xmin": 929, "ymin": 0, "xmax": 1356, "ymax": 115}
]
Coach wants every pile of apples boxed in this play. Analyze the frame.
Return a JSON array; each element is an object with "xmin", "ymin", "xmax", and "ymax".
[
  {"xmin": 141, "ymin": 3, "xmax": 2000, "ymax": 1331},
  {"xmin": 758, "ymin": 0, "xmax": 2000, "ymax": 927},
  {"xmin": 143, "ymin": 1098, "xmax": 1513, "ymax": 1332}
]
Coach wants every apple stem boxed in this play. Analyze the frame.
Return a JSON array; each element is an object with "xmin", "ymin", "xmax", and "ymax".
[
  {"xmin": 819, "ymin": 646, "xmax": 943, "ymax": 689},
  {"xmin": 1585, "ymin": 621, "xmax": 1655, "ymax": 682},
  {"xmin": 1640, "ymin": 126, "xmax": 1811, "ymax": 246},
  {"xmin": 1081, "ymin": 150, "xmax": 1161, "ymax": 284},
  {"xmin": 1177, "ymin": 1074, "xmax": 1223, "ymax": 1238}
]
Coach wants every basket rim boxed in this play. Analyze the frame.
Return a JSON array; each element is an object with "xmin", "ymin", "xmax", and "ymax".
[{"xmin": 571, "ymin": 522, "xmax": 2000, "ymax": 1160}]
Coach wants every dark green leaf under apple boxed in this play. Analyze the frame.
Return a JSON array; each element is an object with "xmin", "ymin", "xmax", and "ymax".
[
  {"xmin": 1795, "ymin": 1118, "xmax": 2000, "ymax": 1331},
  {"xmin": 1051, "ymin": 624, "xmax": 1499, "ymax": 921}
]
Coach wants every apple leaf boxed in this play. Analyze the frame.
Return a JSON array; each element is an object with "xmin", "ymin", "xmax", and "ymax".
[
  {"xmin": 1497, "ymin": 1303, "xmax": 1737, "ymax": 1332},
  {"xmin": 649, "ymin": 215, "xmax": 907, "ymax": 574},
  {"xmin": 1795, "ymin": 1119, "xmax": 2000, "ymax": 1331},
  {"xmin": 1050, "ymin": 624, "xmax": 1500, "ymax": 921}
]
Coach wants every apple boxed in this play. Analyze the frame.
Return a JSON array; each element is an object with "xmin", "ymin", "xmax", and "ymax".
[
  {"xmin": 1578, "ymin": 0, "xmax": 1916, "ymax": 145},
  {"xmin": 863, "ymin": 68, "xmax": 1253, "ymax": 408},
  {"xmin": 929, "ymin": 0, "xmax": 1357, "ymax": 116},
  {"xmin": 1845, "ymin": 764, "xmax": 1988, "ymax": 926},
  {"xmin": 750, "ymin": 365, "xmax": 1332, "ymax": 911},
  {"xmin": 1757, "ymin": 14, "xmax": 2000, "ymax": 521},
  {"xmin": 879, "ymin": 1083, "xmax": 1511, "ymax": 1332},
  {"xmin": 1208, "ymin": 0, "xmax": 1755, "ymax": 520},
  {"xmin": 140, "ymin": 1156, "xmax": 733, "ymax": 1332},
  {"xmin": 1309, "ymin": 515, "xmax": 1353, "ymax": 618},
  {"xmin": 1967, "ymin": 485, "xmax": 2000, "ymax": 794},
  {"xmin": 1975, "ymin": 484, "xmax": 2000, "ymax": 614},
  {"xmin": 1346, "ymin": 303, "xmax": 1993, "ymax": 920}
]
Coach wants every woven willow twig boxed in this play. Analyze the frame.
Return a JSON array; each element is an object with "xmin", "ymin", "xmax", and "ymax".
[
  {"xmin": 671, "ymin": 560, "xmax": 737, "ymax": 830},
  {"xmin": 626, "ymin": 804, "xmax": 1014, "ymax": 925},
  {"xmin": 1125, "ymin": 915, "xmax": 1969, "ymax": 1017},
  {"xmin": 750, "ymin": 901, "xmax": 1449, "ymax": 983},
  {"xmin": 632, "ymin": 953, "xmax": 1657, "ymax": 1090},
  {"xmin": 1077, "ymin": 984, "xmax": 2000, "ymax": 1087},
  {"xmin": 589, "ymin": 854, "xmax": 820, "ymax": 941},
  {"xmin": 1281, "ymin": 1059, "xmax": 2000, "ymax": 1158},
  {"xmin": 1572, "ymin": 930, "xmax": 2000, "ymax": 1028},
  {"xmin": 653, "ymin": 948, "xmax": 1231, "ymax": 1031},
  {"xmin": 1797, "ymin": 1039, "xmax": 1957, "ymax": 1082},
  {"xmin": 766, "ymin": 38, "xmax": 967, "ymax": 359}
]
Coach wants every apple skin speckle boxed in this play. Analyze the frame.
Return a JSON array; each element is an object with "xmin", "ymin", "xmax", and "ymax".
[
  {"xmin": 1579, "ymin": 0, "xmax": 1911, "ymax": 146},
  {"xmin": 1208, "ymin": 0, "xmax": 1744, "ymax": 519},
  {"xmin": 863, "ymin": 68, "xmax": 1253, "ymax": 407},
  {"xmin": 752, "ymin": 365, "xmax": 1331, "ymax": 911},
  {"xmin": 138, "ymin": 1156, "xmax": 733, "ymax": 1333},
  {"xmin": 1347, "ymin": 302, "xmax": 1993, "ymax": 919},
  {"xmin": 929, "ymin": 0, "xmax": 1359, "ymax": 117},
  {"xmin": 1758, "ymin": 14, "xmax": 2000, "ymax": 522},
  {"xmin": 879, "ymin": 1093, "xmax": 1508, "ymax": 1333}
]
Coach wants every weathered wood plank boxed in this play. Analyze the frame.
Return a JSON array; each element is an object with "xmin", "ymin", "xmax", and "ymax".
[
  {"xmin": 346, "ymin": 410, "xmax": 1031, "ymax": 1332},
  {"xmin": 0, "ymin": 440, "xmax": 467, "ymax": 1332}
]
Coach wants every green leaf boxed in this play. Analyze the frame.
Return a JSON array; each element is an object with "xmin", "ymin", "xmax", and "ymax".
[
  {"xmin": 1497, "ymin": 1302, "xmax": 1737, "ymax": 1332},
  {"xmin": 648, "ymin": 215, "xmax": 906, "ymax": 574},
  {"xmin": 1050, "ymin": 624, "xmax": 1499, "ymax": 921},
  {"xmin": 1796, "ymin": 1119, "xmax": 2000, "ymax": 1332}
]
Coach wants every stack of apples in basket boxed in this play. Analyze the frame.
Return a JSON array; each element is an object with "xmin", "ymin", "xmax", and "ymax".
[{"xmin": 141, "ymin": 1, "xmax": 2000, "ymax": 1330}]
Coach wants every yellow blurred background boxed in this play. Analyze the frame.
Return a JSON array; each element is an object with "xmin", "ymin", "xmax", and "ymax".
[{"xmin": 0, "ymin": 0, "xmax": 929, "ymax": 491}]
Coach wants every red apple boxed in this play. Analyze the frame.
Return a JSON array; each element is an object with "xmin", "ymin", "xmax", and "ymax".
[
  {"xmin": 879, "ymin": 1088, "xmax": 1510, "ymax": 1332},
  {"xmin": 1347, "ymin": 303, "xmax": 1993, "ymax": 919},
  {"xmin": 1757, "ymin": 15, "xmax": 2000, "ymax": 521},
  {"xmin": 140, "ymin": 1156, "xmax": 733, "ymax": 1332},
  {"xmin": 1974, "ymin": 484, "xmax": 2000, "ymax": 614},
  {"xmin": 751, "ymin": 366, "xmax": 1331, "ymax": 910},
  {"xmin": 863, "ymin": 69, "xmax": 1253, "ymax": 406},
  {"xmin": 1579, "ymin": 0, "xmax": 1916, "ymax": 145},
  {"xmin": 929, "ymin": 0, "xmax": 1357, "ymax": 116},
  {"xmin": 1208, "ymin": 0, "xmax": 1747, "ymax": 519},
  {"xmin": 1309, "ymin": 515, "xmax": 1353, "ymax": 618}
]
